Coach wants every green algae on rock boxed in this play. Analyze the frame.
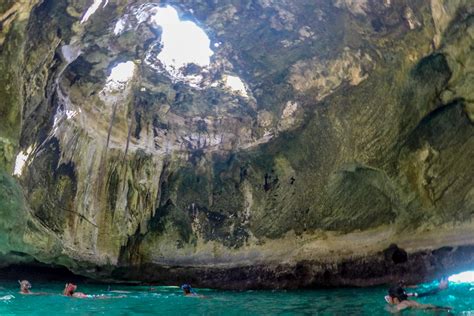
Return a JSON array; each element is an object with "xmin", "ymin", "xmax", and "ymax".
[{"xmin": 0, "ymin": 0, "xmax": 472, "ymax": 289}]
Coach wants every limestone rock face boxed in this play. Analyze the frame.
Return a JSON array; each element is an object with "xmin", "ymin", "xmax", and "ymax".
[{"xmin": 0, "ymin": 0, "xmax": 473, "ymax": 288}]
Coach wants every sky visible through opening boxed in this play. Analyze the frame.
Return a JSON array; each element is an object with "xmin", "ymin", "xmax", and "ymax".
[
  {"xmin": 109, "ymin": 61, "xmax": 135, "ymax": 83},
  {"xmin": 83, "ymin": 3, "xmax": 248, "ymax": 96},
  {"xmin": 224, "ymin": 75, "xmax": 249, "ymax": 97},
  {"xmin": 151, "ymin": 6, "xmax": 214, "ymax": 71},
  {"xmin": 13, "ymin": 146, "xmax": 33, "ymax": 176},
  {"xmin": 81, "ymin": 0, "xmax": 109, "ymax": 24},
  {"xmin": 449, "ymin": 271, "xmax": 474, "ymax": 283}
]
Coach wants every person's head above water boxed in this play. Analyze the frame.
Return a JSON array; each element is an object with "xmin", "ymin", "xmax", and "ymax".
[
  {"xmin": 181, "ymin": 284, "xmax": 194, "ymax": 295},
  {"xmin": 64, "ymin": 283, "xmax": 77, "ymax": 296},
  {"xmin": 387, "ymin": 286, "xmax": 408, "ymax": 304},
  {"xmin": 18, "ymin": 280, "xmax": 32, "ymax": 293},
  {"xmin": 63, "ymin": 283, "xmax": 91, "ymax": 299}
]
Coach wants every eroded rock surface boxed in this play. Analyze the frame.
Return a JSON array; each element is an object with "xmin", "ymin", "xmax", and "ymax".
[{"xmin": 0, "ymin": 0, "xmax": 472, "ymax": 288}]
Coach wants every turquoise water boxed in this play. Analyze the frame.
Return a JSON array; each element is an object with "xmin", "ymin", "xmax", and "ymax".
[{"xmin": 0, "ymin": 280, "xmax": 472, "ymax": 315}]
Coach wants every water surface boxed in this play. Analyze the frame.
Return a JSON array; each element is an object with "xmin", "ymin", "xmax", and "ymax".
[{"xmin": 0, "ymin": 280, "xmax": 472, "ymax": 315}]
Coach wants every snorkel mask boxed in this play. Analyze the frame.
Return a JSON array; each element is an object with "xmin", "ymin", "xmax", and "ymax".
[
  {"xmin": 181, "ymin": 284, "xmax": 196, "ymax": 294},
  {"xmin": 18, "ymin": 280, "xmax": 31, "ymax": 289},
  {"xmin": 65, "ymin": 283, "xmax": 77, "ymax": 295}
]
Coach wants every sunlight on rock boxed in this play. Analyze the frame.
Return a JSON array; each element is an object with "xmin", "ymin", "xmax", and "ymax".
[
  {"xmin": 13, "ymin": 145, "xmax": 33, "ymax": 176},
  {"xmin": 114, "ymin": 18, "xmax": 126, "ymax": 35},
  {"xmin": 61, "ymin": 45, "xmax": 82, "ymax": 63},
  {"xmin": 52, "ymin": 107, "xmax": 78, "ymax": 130},
  {"xmin": 224, "ymin": 75, "xmax": 249, "ymax": 97},
  {"xmin": 449, "ymin": 271, "xmax": 474, "ymax": 283},
  {"xmin": 81, "ymin": 0, "xmax": 109, "ymax": 24},
  {"xmin": 282, "ymin": 101, "xmax": 298, "ymax": 118}
]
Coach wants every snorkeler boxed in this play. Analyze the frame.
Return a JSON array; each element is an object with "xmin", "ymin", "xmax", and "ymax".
[
  {"xmin": 181, "ymin": 284, "xmax": 196, "ymax": 296},
  {"xmin": 385, "ymin": 286, "xmax": 451, "ymax": 312},
  {"xmin": 63, "ymin": 283, "xmax": 90, "ymax": 298},
  {"xmin": 398, "ymin": 276, "xmax": 449, "ymax": 298},
  {"xmin": 64, "ymin": 283, "xmax": 126, "ymax": 299},
  {"xmin": 181, "ymin": 284, "xmax": 205, "ymax": 298},
  {"xmin": 18, "ymin": 280, "xmax": 32, "ymax": 294},
  {"xmin": 18, "ymin": 280, "xmax": 48, "ymax": 295}
]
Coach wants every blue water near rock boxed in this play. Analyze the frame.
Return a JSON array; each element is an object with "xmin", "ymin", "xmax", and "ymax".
[{"xmin": 0, "ymin": 280, "xmax": 472, "ymax": 315}]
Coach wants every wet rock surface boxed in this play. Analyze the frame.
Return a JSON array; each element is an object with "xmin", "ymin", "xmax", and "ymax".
[
  {"xmin": 0, "ymin": 0, "xmax": 472, "ymax": 289},
  {"xmin": 109, "ymin": 244, "xmax": 474, "ymax": 289}
]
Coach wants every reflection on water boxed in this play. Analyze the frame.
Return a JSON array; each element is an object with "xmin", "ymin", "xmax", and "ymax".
[{"xmin": 0, "ymin": 280, "xmax": 470, "ymax": 315}]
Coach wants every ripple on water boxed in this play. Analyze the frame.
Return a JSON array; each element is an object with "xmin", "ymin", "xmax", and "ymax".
[{"xmin": 0, "ymin": 281, "xmax": 470, "ymax": 315}]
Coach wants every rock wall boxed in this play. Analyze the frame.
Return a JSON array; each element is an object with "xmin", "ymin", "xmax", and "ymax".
[{"xmin": 0, "ymin": 0, "xmax": 472, "ymax": 288}]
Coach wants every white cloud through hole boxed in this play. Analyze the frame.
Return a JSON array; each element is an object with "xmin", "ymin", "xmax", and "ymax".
[
  {"xmin": 112, "ymin": 5, "xmax": 249, "ymax": 97},
  {"xmin": 151, "ymin": 6, "xmax": 214, "ymax": 71}
]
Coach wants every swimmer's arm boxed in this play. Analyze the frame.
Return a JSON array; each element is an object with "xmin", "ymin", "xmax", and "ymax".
[
  {"xmin": 19, "ymin": 292, "xmax": 49, "ymax": 295},
  {"xmin": 30, "ymin": 292, "xmax": 50, "ymax": 296},
  {"xmin": 411, "ymin": 301, "xmax": 451, "ymax": 311},
  {"xmin": 386, "ymin": 305, "xmax": 404, "ymax": 313},
  {"xmin": 392, "ymin": 300, "xmax": 422, "ymax": 311},
  {"xmin": 385, "ymin": 303, "xmax": 408, "ymax": 313},
  {"xmin": 394, "ymin": 303, "xmax": 410, "ymax": 312},
  {"xmin": 421, "ymin": 304, "xmax": 451, "ymax": 311}
]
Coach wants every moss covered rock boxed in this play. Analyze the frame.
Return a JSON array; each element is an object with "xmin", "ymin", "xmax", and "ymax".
[{"xmin": 0, "ymin": 0, "xmax": 472, "ymax": 288}]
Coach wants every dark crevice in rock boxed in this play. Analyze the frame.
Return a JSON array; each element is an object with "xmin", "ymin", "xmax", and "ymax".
[
  {"xmin": 0, "ymin": 261, "xmax": 88, "ymax": 283},
  {"xmin": 400, "ymin": 54, "xmax": 451, "ymax": 128},
  {"xmin": 23, "ymin": 137, "xmax": 79, "ymax": 233},
  {"xmin": 133, "ymin": 111, "xmax": 142, "ymax": 139},
  {"xmin": 403, "ymin": 99, "xmax": 470, "ymax": 152},
  {"xmin": 118, "ymin": 225, "xmax": 145, "ymax": 267},
  {"xmin": 410, "ymin": 53, "xmax": 451, "ymax": 86},
  {"xmin": 384, "ymin": 244, "xmax": 408, "ymax": 264},
  {"xmin": 107, "ymin": 167, "xmax": 120, "ymax": 215}
]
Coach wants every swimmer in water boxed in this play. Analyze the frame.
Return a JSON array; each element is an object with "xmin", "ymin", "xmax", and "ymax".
[
  {"xmin": 18, "ymin": 280, "xmax": 48, "ymax": 295},
  {"xmin": 181, "ymin": 284, "xmax": 205, "ymax": 298},
  {"xmin": 64, "ymin": 283, "xmax": 126, "ymax": 299},
  {"xmin": 385, "ymin": 286, "xmax": 451, "ymax": 312},
  {"xmin": 18, "ymin": 280, "xmax": 32, "ymax": 294},
  {"xmin": 63, "ymin": 283, "xmax": 90, "ymax": 298},
  {"xmin": 398, "ymin": 276, "xmax": 449, "ymax": 298}
]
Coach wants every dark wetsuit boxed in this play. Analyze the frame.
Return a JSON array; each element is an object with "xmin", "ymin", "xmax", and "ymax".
[{"xmin": 416, "ymin": 288, "xmax": 442, "ymax": 298}]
